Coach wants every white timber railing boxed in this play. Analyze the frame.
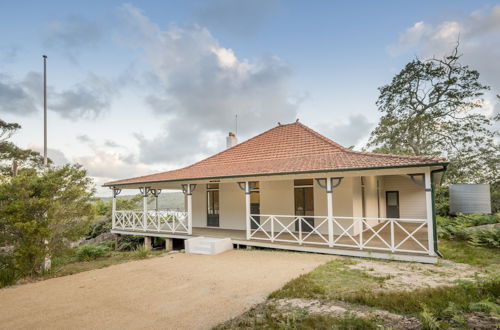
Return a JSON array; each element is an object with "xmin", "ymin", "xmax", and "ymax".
[
  {"xmin": 249, "ymin": 214, "xmax": 430, "ymax": 255},
  {"xmin": 114, "ymin": 209, "xmax": 189, "ymax": 234}
]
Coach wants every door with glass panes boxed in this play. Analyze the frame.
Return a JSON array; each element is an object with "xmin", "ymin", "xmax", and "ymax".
[
  {"xmin": 207, "ymin": 184, "xmax": 219, "ymax": 227},
  {"xmin": 294, "ymin": 179, "xmax": 314, "ymax": 232}
]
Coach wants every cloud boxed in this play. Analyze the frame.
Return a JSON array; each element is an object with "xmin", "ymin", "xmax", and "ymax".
[
  {"xmin": 193, "ymin": 0, "xmax": 279, "ymax": 37},
  {"xmin": 388, "ymin": 5, "xmax": 500, "ymax": 119},
  {"xmin": 0, "ymin": 73, "xmax": 39, "ymax": 115},
  {"xmin": 120, "ymin": 4, "xmax": 298, "ymax": 164},
  {"xmin": 43, "ymin": 15, "xmax": 103, "ymax": 62},
  {"xmin": 0, "ymin": 45, "xmax": 20, "ymax": 63},
  {"xmin": 316, "ymin": 114, "xmax": 374, "ymax": 148},
  {"xmin": 74, "ymin": 147, "xmax": 154, "ymax": 179},
  {"xmin": 0, "ymin": 71, "xmax": 116, "ymax": 119},
  {"xmin": 50, "ymin": 73, "xmax": 117, "ymax": 120},
  {"xmin": 30, "ymin": 145, "xmax": 70, "ymax": 166}
]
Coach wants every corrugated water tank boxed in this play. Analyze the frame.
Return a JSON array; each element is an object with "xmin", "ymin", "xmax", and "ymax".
[{"xmin": 449, "ymin": 184, "xmax": 491, "ymax": 214}]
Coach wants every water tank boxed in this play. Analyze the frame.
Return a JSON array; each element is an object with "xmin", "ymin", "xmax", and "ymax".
[{"xmin": 449, "ymin": 184, "xmax": 491, "ymax": 214}]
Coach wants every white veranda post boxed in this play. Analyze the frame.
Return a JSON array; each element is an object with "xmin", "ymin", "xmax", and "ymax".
[
  {"xmin": 142, "ymin": 187, "xmax": 148, "ymax": 229},
  {"xmin": 245, "ymin": 182, "xmax": 250, "ymax": 240},
  {"xmin": 111, "ymin": 187, "xmax": 120, "ymax": 230},
  {"xmin": 187, "ymin": 185, "xmax": 193, "ymax": 235},
  {"xmin": 326, "ymin": 178, "xmax": 334, "ymax": 247},
  {"xmin": 424, "ymin": 170, "xmax": 436, "ymax": 256}
]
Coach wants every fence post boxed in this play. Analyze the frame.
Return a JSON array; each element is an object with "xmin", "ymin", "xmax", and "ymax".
[{"xmin": 245, "ymin": 182, "xmax": 250, "ymax": 240}]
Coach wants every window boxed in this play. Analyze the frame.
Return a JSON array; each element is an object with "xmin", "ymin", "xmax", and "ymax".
[{"xmin": 207, "ymin": 184, "xmax": 219, "ymax": 226}]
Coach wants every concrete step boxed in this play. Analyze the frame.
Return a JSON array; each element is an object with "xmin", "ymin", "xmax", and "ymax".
[{"xmin": 185, "ymin": 237, "xmax": 233, "ymax": 255}]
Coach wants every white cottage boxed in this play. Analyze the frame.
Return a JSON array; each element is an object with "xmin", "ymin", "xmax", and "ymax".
[{"xmin": 104, "ymin": 121, "xmax": 447, "ymax": 263}]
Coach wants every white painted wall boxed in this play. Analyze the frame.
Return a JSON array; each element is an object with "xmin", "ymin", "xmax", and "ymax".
[
  {"xmin": 382, "ymin": 175, "xmax": 426, "ymax": 219},
  {"xmin": 192, "ymin": 184, "xmax": 207, "ymax": 227},
  {"xmin": 219, "ymin": 183, "xmax": 246, "ymax": 230}
]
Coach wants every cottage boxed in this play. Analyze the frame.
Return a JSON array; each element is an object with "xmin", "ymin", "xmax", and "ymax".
[{"xmin": 104, "ymin": 121, "xmax": 447, "ymax": 263}]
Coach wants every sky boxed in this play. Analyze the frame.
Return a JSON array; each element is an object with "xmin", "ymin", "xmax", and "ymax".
[{"xmin": 1, "ymin": 0, "xmax": 499, "ymax": 195}]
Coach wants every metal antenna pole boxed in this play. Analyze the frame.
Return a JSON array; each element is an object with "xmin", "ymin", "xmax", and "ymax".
[
  {"xmin": 235, "ymin": 114, "xmax": 238, "ymax": 135},
  {"xmin": 43, "ymin": 55, "xmax": 47, "ymax": 167}
]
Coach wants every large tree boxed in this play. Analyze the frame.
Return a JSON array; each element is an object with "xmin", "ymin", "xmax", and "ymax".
[{"xmin": 367, "ymin": 45, "xmax": 499, "ymax": 184}]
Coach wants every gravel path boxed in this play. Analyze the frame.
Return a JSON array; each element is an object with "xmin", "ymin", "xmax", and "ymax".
[{"xmin": 0, "ymin": 250, "xmax": 332, "ymax": 330}]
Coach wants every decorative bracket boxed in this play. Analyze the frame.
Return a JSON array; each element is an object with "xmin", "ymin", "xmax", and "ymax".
[
  {"xmin": 181, "ymin": 184, "xmax": 197, "ymax": 195},
  {"xmin": 315, "ymin": 177, "xmax": 343, "ymax": 193},
  {"xmin": 237, "ymin": 182, "xmax": 254, "ymax": 194},
  {"xmin": 139, "ymin": 187, "xmax": 151, "ymax": 197},
  {"xmin": 407, "ymin": 173, "xmax": 426, "ymax": 188},
  {"xmin": 111, "ymin": 187, "xmax": 122, "ymax": 198},
  {"xmin": 150, "ymin": 189, "xmax": 162, "ymax": 198}
]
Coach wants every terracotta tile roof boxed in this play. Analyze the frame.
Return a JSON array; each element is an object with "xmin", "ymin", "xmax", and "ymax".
[{"xmin": 104, "ymin": 121, "xmax": 445, "ymax": 186}]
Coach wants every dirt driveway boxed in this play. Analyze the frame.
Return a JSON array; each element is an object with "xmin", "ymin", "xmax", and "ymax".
[{"xmin": 0, "ymin": 250, "xmax": 332, "ymax": 330}]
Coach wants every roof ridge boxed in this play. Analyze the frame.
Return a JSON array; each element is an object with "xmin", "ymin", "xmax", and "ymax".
[{"xmin": 294, "ymin": 121, "xmax": 349, "ymax": 151}]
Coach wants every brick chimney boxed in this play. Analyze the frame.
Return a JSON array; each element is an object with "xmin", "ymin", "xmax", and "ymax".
[{"xmin": 226, "ymin": 132, "xmax": 238, "ymax": 148}]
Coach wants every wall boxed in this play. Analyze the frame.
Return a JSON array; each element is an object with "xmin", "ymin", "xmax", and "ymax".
[
  {"xmin": 382, "ymin": 175, "xmax": 426, "ymax": 219},
  {"xmin": 219, "ymin": 183, "xmax": 246, "ymax": 230},
  {"xmin": 192, "ymin": 184, "xmax": 207, "ymax": 227}
]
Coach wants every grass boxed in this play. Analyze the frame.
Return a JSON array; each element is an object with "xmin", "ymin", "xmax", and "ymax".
[
  {"xmin": 439, "ymin": 240, "xmax": 500, "ymax": 267},
  {"xmin": 269, "ymin": 259, "xmax": 389, "ymax": 300},
  {"xmin": 21, "ymin": 248, "xmax": 167, "ymax": 283},
  {"xmin": 337, "ymin": 276, "xmax": 500, "ymax": 318},
  {"xmin": 214, "ymin": 303, "xmax": 381, "ymax": 330}
]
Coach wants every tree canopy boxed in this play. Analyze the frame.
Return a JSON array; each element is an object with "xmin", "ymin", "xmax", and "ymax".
[{"xmin": 367, "ymin": 44, "xmax": 499, "ymax": 184}]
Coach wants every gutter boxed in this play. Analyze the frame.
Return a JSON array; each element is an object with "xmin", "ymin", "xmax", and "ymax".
[{"xmin": 431, "ymin": 164, "xmax": 448, "ymax": 258}]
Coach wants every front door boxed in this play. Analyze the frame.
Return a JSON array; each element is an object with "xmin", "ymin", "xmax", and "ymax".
[
  {"xmin": 386, "ymin": 191, "xmax": 400, "ymax": 218},
  {"xmin": 207, "ymin": 184, "xmax": 219, "ymax": 227},
  {"xmin": 294, "ymin": 179, "xmax": 314, "ymax": 232}
]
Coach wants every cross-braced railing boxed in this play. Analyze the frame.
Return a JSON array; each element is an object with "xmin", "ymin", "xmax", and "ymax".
[
  {"xmin": 249, "ymin": 214, "xmax": 430, "ymax": 255},
  {"xmin": 114, "ymin": 209, "xmax": 189, "ymax": 234}
]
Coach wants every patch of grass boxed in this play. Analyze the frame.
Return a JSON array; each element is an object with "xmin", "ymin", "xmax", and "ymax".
[
  {"xmin": 38, "ymin": 250, "xmax": 166, "ymax": 281},
  {"xmin": 269, "ymin": 259, "xmax": 389, "ymax": 300},
  {"xmin": 439, "ymin": 240, "xmax": 500, "ymax": 267},
  {"xmin": 214, "ymin": 304, "xmax": 381, "ymax": 330},
  {"xmin": 337, "ymin": 276, "xmax": 500, "ymax": 319}
]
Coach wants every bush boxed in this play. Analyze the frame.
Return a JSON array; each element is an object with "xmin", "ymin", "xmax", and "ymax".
[
  {"xmin": 117, "ymin": 236, "xmax": 143, "ymax": 251},
  {"xmin": 437, "ymin": 214, "xmax": 500, "ymax": 248},
  {"xmin": 86, "ymin": 218, "xmax": 111, "ymax": 239},
  {"xmin": 0, "ymin": 254, "xmax": 19, "ymax": 288},
  {"xmin": 132, "ymin": 246, "xmax": 150, "ymax": 259},
  {"xmin": 75, "ymin": 244, "xmax": 111, "ymax": 262}
]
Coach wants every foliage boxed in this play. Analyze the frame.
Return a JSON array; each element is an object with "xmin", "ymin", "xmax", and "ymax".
[
  {"xmin": 492, "ymin": 181, "xmax": 500, "ymax": 214},
  {"xmin": 85, "ymin": 218, "xmax": 112, "ymax": 239},
  {"xmin": 0, "ymin": 165, "xmax": 95, "ymax": 275},
  {"xmin": 437, "ymin": 214, "xmax": 500, "ymax": 248},
  {"xmin": 94, "ymin": 199, "xmax": 110, "ymax": 216},
  {"xmin": 0, "ymin": 119, "xmax": 49, "ymax": 175},
  {"xmin": 338, "ymin": 276, "xmax": 500, "ymax": 320},
  {"xmin": 215, "ymin": 304, "xmax": 381, "ymax": 330},
  {"xmin": 117, "ymin": 235, "xmax": 144, "ymax": 251},
  {"xmin": 434, "ymin": 185, "xmax": 449, "ymax": 216},
  {"xmin": 0, "ymin": 253, "xmax": 19, "ymax": 288},
  {"xmin": 75, "ymin": 243, "xmax": 111, "ymax": 261},
  {"xmin": 366, "ymin": 44, "xmax": 499, "ymax": 184},
  {"xmin": 439, "ymin": 240, "xmax": 500, "ymax": 267},
  {"xmin": 132, "ymin": 245, "xmax": 151, "ymax": 259}
]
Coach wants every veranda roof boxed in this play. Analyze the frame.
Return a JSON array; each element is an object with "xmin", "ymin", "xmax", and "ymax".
[{"xmin": 104, "ymin": 121, "xmax": 445, "ymax": 186}]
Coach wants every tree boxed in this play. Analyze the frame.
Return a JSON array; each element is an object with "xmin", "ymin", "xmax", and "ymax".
[
  {"xmin": 0, "ymin": 165, "xmax": 95, "ymax": 275},
  {"xmin": 367, "ymin": 44, "xmax": 499, "ymax": 184},
  {"xmin": 0, "ymin": 119, "xmax": 48, "ymax": 176}
]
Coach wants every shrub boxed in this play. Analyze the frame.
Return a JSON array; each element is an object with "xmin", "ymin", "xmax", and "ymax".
[
  {"xmin": 75, "ymin": 244, "xmax": 110, "ymax": 262},
  {"xmin": 132, "ymin": 246, "xmax": 150, "ymax": 259},
  {"xmin": 117, "ymin": 236, "xmax": 143, "ymax": 251},
  {"xmin": 0, "ymin": 254, "xmax": 19, "ymax": 288},
  {"xmin": 86, "ymin": 219, "xmax": 111, "ymax": 239},
  {"xmin": 437, "ymin": 214, "xmax": 500, "ymax": 248}
]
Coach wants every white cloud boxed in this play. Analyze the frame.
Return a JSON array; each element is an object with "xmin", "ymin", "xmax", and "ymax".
[{"xmin": 119, "ymin": 4, "xmax": 298, "ymax": 165}]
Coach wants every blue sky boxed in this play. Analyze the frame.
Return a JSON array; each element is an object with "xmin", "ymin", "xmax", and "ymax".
[{"xmin": 1, "ymin": 0, "xmax": 499, "ymax": 195}]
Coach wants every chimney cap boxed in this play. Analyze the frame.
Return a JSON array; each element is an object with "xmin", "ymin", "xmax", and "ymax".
[{"xmin": 228, "ymin": 132, "xmax": 236, "ymax": 137}]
